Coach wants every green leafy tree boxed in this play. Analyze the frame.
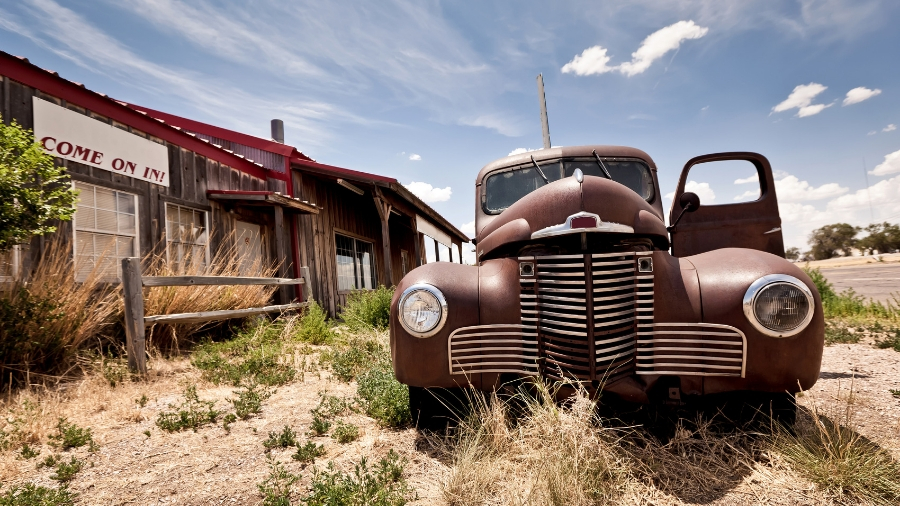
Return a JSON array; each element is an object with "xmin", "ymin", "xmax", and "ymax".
[
  {"xmin": 784, "ymin": 247, "xmax": 801, "ymax": 261},
  {"xmin": 0, "ymin": 117, "xmax": 77, "ymax": 252},
  {"xmin": 857, "ymin": 222, "xmax": 900, "ymax": 255},
  {"xmin": 807, "ymin": 223, "xmax": 860, "ymax": 260}
]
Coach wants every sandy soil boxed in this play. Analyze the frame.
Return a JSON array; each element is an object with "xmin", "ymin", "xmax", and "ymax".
[{"xmin": 2, "ymin": 342, "xmax": 898, "ymax": 505}]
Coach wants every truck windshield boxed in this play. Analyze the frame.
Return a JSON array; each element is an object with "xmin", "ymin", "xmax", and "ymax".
[{"xmin": 483, "ymin": 158, "xmax": 655, "ymax": 214}]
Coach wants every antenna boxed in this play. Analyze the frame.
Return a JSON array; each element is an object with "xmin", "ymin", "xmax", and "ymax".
[
  {"xmin": 536, "ymin": 74, "xmax": 551, "ymax": 149},
  {"xmin": 863, "ymin": 157, "xmax": 874, "ymax": 223}
]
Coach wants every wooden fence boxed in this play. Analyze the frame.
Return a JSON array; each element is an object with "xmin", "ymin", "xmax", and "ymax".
[{"xmin": 121, "ymin": 257, "xmax": 310, "ymax": 373}]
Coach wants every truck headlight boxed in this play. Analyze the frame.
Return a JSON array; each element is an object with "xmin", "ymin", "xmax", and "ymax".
[
  {"xmin": 743, "ymin": 274, "xmax": 814, "ymax": 337},
  {"xmin": 398, "ymin": 283, "xmax": 448, "ymax": 338}
]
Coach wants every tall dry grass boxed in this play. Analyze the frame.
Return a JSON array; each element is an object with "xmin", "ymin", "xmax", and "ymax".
[
  {"xmin": 143, "ymin": 234, "xmax": 279, "ymax": 352},
  {"xmin": 0, "ymin": 239, "xmax": 119, "ymax": 386}
]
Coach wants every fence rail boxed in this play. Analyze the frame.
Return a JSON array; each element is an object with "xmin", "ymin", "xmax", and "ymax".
[{"xmin": 121, "ymin": 258, "xmax": 310, "ymax": 373}]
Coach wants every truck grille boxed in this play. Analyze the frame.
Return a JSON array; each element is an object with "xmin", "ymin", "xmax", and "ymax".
[
  {"xmin": 519, "ymin": 252, "xmax": 653, "ymax": 383},
  {"xmin": 636, "ymin": 323, "xmax": 746, "ymax": 377}
]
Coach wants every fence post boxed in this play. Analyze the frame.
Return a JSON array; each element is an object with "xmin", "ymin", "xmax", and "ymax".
[
  {"xmin": 122, "ymin": 257, "xmax": 147, "ymax": 374},
  {"xmin": 300, "ymin": 266, "xmax": 313, "ymax": 301}
]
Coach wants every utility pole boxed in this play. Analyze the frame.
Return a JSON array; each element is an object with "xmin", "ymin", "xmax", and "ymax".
[{"xmin": 537, "ymin": 74, "xmax": 551, "ymax": 149}]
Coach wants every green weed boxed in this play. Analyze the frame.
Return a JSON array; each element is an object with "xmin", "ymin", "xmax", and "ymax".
[
  {"xmin": 824, "ymin": 323, "xmax": 860, "ymax": 345},
  {"xmin": 875, "ymin": 328, "xmax": 900, "ymax": 351},
  {"xmin": 292, "ymin": 441, "xmax": 325, "ymax": 466},
  {"xmin": 309, "ymin": 413, "xmax": 331, "ymax": 437},
  {"xmin": 296, "ymin": 299, "xmax": 335, "ymax": 345},
  {"xmin": 222, "ymin": 414, "xmax": 237, "ymax": 433},
  {"xmin": 135, "ymin": 395, "xmax": 148, "ymax": 408},
  {"xmin": 326, "ymin": 338, "xmax": 389, "ymax": 382},
  {"xmin": 155, "ymin": 385, "xmax": 220, "ymax": 432},
  {"xmin": 301, "ymin": 450, "xmax": 413, "ymax": 506},
  {"xmin": 230, "ymin": 384, "xmax": 272, "ymax": 419},
  {"xmin": 101, "ymin": 358, "xmax": 128, "ymax": 387},
  {"xmin": 339, "ymin": 286, "xmax": 394, "ymax": 332},
  {"xmin": 48, "ymin": 418, "xmax": 94, "ymax": 451},
  {"xmin": 263, "ymin": 426, "xmax": 298, "ymax": 451},
  {"xmin": 0, "ymin": 484, "xmax": 75, "ymax": 506},
  {"xmin": 192, "ymin": 320, "xmax": 295, "ymax": 387},
  {"xmin": 889, "ymin": 389, "xmax": 900, "ymax": 398},
  {"xmin": 356, "ymin": 364, "xmax": 411, "ymax": 428},
  {"xmin": 313, "ymin": 393, "xmax": 351, "ymax": 418},
  {"xmin": 257, "ymin": 458, "xmax": 299, "ymax": 506},
  {"xmin": 50, "ymin": 456, "xmax": 83, "ymax": 482},
  {"xmin": 332, "ymin": 421, "xmax": 360, "ymax": 444},
  {"xmin": 19, "ymin": 444, "xmax": 39, "ymax": 459},
  {"xmin": 804, "ymin": 267, "xmax": 899, "ymax": 320},
  {"xmin": 38, "ymin": 454, "xmax": 60, "ymax": 469}
]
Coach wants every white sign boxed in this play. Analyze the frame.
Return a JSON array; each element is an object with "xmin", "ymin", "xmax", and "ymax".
[{"xmin": 33, "ymin": 97, "xmax": 169, "ymax": 187}]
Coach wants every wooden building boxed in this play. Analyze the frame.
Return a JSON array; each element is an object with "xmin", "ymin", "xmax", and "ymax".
[{"xmin": 0, "ymin": 51, "xmax": 469, "ymax": 317}]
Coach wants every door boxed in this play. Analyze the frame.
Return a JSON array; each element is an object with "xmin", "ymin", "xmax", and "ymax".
[
  {"xmin": 235, "ymin": 221, "xmax": 262, "ymax": 275},
  {"xmin": 669, "ymin": 152, "xmax": 785, "ymax": 258}
]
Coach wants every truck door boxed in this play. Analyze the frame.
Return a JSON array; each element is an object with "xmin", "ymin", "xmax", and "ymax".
[{"xmin": 669, "ymin": 152, "xmax": 785, "ymax": 258}]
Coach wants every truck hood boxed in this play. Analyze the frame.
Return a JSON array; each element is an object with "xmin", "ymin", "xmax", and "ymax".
[{"xmin": 476, "ymin": 175, "xmax": 668, "ymax": 259}]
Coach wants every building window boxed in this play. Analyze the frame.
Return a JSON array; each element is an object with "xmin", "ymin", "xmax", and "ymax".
[
  {"xmin": 166, "ymin": 203, "xmax": 209, "ymax": 271},
  {"xmin": 335, "ymin": 233, "xmax": 376, "ymax": 291},
  {"xmin": 400, "ymin": 249, "xmax": 410, "ymax": 276},
  {"xmin": 73, "ymin": 181, "xmax": 139, "ymax": 281}
]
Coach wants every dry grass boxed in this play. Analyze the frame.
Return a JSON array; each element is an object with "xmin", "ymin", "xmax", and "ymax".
[
  {"xmin": 142, "ymin": 234, "xmax": 279, "ymax": 352},
  {"xmin": 0, "ymin": 238, "xmax": 120, "ymax": 386}
]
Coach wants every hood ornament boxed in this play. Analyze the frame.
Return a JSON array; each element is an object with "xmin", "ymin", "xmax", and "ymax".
[
  {"xmin": 573, "ymin": 168, "xmax": 584, "ymax": 183},
  {"xmin": 532, "ymin": 211, "xmax": 634, "ymax": 239}
]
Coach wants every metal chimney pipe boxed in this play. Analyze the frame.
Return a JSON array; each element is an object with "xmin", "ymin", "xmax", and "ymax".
[
  {"xmin": 271, "ymin": 119, "xmax": 284, "ymax": 144},
  {"xmin": 537, "ymin": 74, "xmax": 551, "ymax": 149}
]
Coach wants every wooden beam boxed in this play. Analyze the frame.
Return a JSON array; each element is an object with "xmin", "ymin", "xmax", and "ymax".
[
  {"xmin": 121, "ymin": 258, "xmax": 147, "ymax": 374},
  {"xmin": 373, "ymin": 187, "xmax": 394, "ymax": 286},
  {"xmin": 141, "ymin": 275, "xmax": 306, "ymax": 287},
  {"xmin": 273, "ymin": 205, "xmax": 290, "ymax": 304},
  {"xmin": 144, "ymin": 302, "xmax": 308, "ymax": 326}
]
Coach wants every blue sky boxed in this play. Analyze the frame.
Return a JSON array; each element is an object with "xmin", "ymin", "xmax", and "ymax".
[{"xmin": 3, "ymin": 0, "xmax": 900, "ymax": 261}]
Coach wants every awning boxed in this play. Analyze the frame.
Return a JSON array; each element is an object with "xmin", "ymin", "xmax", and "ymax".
[{"xmin": 207, "ymin": 190, "xmax": 319, "ymax": 214}]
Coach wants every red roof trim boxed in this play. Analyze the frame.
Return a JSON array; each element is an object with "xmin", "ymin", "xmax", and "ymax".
[
  {"xmin": 207, "ymin": 190, "xmax": 274, "ymax": 195},
  {"xmin": 290, "ymin": 157, "xmax": 396, "ymax": 184},
  {"xmin": 0, "ymin": 50, "xmax": 272, "ymax": 181},
  {"xmin": 126, "ymin": 103, "xmax": 312, "ymax": 161}
]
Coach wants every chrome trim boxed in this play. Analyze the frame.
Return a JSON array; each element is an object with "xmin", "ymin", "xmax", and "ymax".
[
  {"xmin": 532, "ymin": 211, "xmax": 634, "ymax": 239},
  {"xmin": 636, "ymin": 323, "xmax": 746, "ymax": 377},
  {"xmin": 448, "ymin": 324, "xmax": 539, "ymax": 376},
  {"xmin": 742, "ymin": 274, "xmax": 815, "ymax": 338},
  {"xmin": 397, "ymin": 283, "xmax": 448, "ymax": 338}
]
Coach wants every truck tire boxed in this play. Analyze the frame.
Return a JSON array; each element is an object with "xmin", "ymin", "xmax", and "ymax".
[{"xmin": 409, "ymin": 386, "xmax": 466, "ymax": 430}]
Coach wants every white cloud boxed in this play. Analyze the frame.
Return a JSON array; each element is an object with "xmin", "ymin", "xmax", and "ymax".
[
  {"xmin": 665, "ymin": 180, "xmax": 715, "ymax": 204},
  {"xmin": 842, "ymin": 86, "xmax": 881, "ymax": 106},
  {"xmin": 404, "ymin": 181, "xmax": 452, "ymax": 203},
  {"xmin": 562, "ymin": 20, "xmax": 708, "ymax": 77},
  {"xmin": 771, "ymin": 83, "xmax": 832, "ymax": 117},
  {"xmin": 734, "ymin": 173, "xmax": 759, "ymax": 184},
  {"xmin": 508, "ymin": 148, "xmax": 539, "ymax": 156},
  {"xmin": 733, "ymin": 189, "xmax": 759, "ymax": 201},
  {"xmin": 460, "ymin": 221, "xmax": 475, "ymax": 237},
  {"xmin": 409, "ymin": 153, "xmax": 421, "ymax": 161},
  {"xmin": 459, "ymin": 114, "xmax": 525, "ymax": 137},
  {"xmin": 700, "ymin": 105, "xmax": 709, "ymax": 112},
  {"xmin": 869, "ymin": 130, "xmax": 878, "ymax": 136},
  {"xmin": 561, "ymin": 46, "xmax": 614, "ymax": 76},
  {"xmin": 461, "ymin": 242, "xmax": 477, "ymax": 265},
  {"xmin": 884, "ymin": 124, "xmax": 897, "ymax": 132},
  {"xmin": 774, "ymin": 175, "xmax": 848, "ymax": 202},
  {"xmin": 618, "ymin": 20, "xmax": 709, "ymax": 77},
  {"xmin": 870, "ymin": 149, "xmax": 900, "ymax": 176}
]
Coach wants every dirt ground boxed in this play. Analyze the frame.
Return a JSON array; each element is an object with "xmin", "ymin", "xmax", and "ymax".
[{"xmin": 1, "ymin": 341, "xmax": 899, "ymax": 505}]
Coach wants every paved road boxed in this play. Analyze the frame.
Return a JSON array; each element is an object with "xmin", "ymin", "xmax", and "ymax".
[{"xmin": 817, "ymin": 263, "xmax": 900, "ymax": 304}]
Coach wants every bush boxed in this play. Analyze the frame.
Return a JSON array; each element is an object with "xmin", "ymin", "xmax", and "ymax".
[
  {"xmin": 357, "ymin": 365, "xmax": 411, "ymax": 428},
  {"xmin": 327, "ymin": 338, "xmax": 389, "ymax": 382},
  {"xmin": 332, "ymin": 421, "xmax": 360, "ymax": 444},
  {"xmin": 48, "ymin": 418, "xmax": 95, "ymax": 451},
  {"xmin": 339, "ymin": 286, "xmax": 393, "ymax": 331},
  {"xmin": 0, "ymin": 484, "xmax": 75, "ymax": 506},
  {"xmin": 301, "ymin": 451, "xmax": 413, "ymax": 506},
  {"xmin": 50, "ymin": 456, "xmax": 83, "ymax": 482},
  {"xmin": 296, "ymin": 299, "xmax": 335, "ymax": 345},
  {"xmin": 0, "ymin": 116, "xmax": 77, "ymax": 251},
  {"xmin": 230, "ymin": 384, "xmax": 272, "ymax": 419},
  {"xmin": 257, "ymin": 459, "xmax": 299, "ymax": 506},
  {"xmin": 293, "ymin": 441, "xmax": 326, "ymax": 466},
  {"xmin": 192, "ymin": 320, "xmax": 295, "ymax": 387},
  {"xmin": 263, "ymin": 426, "xmax": 298, "ymax": 450},
  {"xmin": 803, "ymin": 267, "xmax": 899, "ymax": 320},
  {"xmin": 155, "ymin": 385, "xmax": 220, "ymax": 432}
]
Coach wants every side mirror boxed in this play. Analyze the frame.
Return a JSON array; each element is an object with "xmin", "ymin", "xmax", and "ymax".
[
  {"xmin": 679, "ymin": 192, "xmax": 701, "ymax": 212},
  {"xmin": 667, "ymin": 192, "xmax": 701, "ymax": 234}
]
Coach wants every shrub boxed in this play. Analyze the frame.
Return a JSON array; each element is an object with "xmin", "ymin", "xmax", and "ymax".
[
  {"xmin": 876, "ymin": 328, "xmax": 900, "ymax": 351},
  {"xmin": 331, "ymin": 421, "xmax": 360, "ymax": 444},
  {"xmin": 0, "ymin": 116, "xmax": 77, "ymax": 251},
  {"xmin": 50, "ymin": 456, "xmax": 83, "ymax": 482},
  {"xmin": 19, "ymin": 444, "xmax": 39, "ymax": 459},
  {"xmin": 263, "ymin": 426, "xmax": 298, "ymax": 450},
  {"xmin": 0, "ymin": 484, "xmax": 75, "ymax": 506},
  {"xmin": 339, "ymin": 286, "xmax": 393, "ymax": 331},
  {"xmin": 296, "ymin": 299, "xmax": 335, "ymax": 345},
  {"xmin": 192, "ymin": 320, "xmax": 295, "ymax": 387},
  {"xmin": 356, "ymin": 365, "xmax": 410, "ymax": 428},
  {"xmin": 308, "ymin": 413, "xmax": 331, "ymax": 437},
  {"xmin": 327, "ymin": 338, "xmax": 389, "ymax": 382},
  {"xmin": 824, "ymin": 322, "xmax": 859, "ymax": 345},
  {"xmin": 257, "ymin": 458, "xmax": 299, "ymax": 506},
  {"xmin": 155, "ymin": 385, "xmax": 220, "ymax": 432},
  {"xmin": 0, "ymin": 240, "xmax": 119, "ymax": 386},
  {"xmin": 48, "ymin": 419, "xmax": 94, "ymax": 451},
  {"xmin": 301, "ymin": 451, "xmax": 413, "ymax": 506},
  {"xmin": 230, "ymin": 384, "xmax": 272, "ymax": 419},
  {"xmin": 292, "ymin": 441, "xmax": 326, "ymax": 466},
  {"xmin": 803, "ymin": 267, "xmax": 899, "ymax": 320}
]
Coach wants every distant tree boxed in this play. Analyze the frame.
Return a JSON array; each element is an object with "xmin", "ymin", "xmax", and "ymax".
[
  {"xmin": 856, "ymin": 222, "xmax": 900, "ymax": 255},
  {"xmin": 807, "ymin": 223, "xmax": 860, "ymax": 260},
  {"xmin": 784, "ymin": 247, "xmax": 801, "ymax": 261},
  {"xmin": 0, "ymin": 117, "xmax": 77, "ymax": 252}
]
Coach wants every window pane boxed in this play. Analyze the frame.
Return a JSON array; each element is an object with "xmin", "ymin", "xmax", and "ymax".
[
  {"xmin": 116, "ymin": 193, "xmax": 135, "ymax": 214},
  {"xmin": 116, "ymin": 236, "xmax": 134, "ymax": 258},
  {"xmin": 355, "ymin": 239, "xmax": 376, "ymax": 289},
  {"xmin": 75, "ymin": 182, "xmax": 94, "ymax": 206},
  {"xmin": 335, "ymin": 234, "xmax": 357, "ymax": 291},
  {"xmin": 73, "ymin": 183, "xmax": 139, "ymax": 282},
  {"xmin": 117, "ymin": 213, "xmax": 136, "ymax": 235},
  {"xmin": 438, "ymin": 243, "xmax": 450, "ymax": 263},
  {"xmin": 96, "ymin": 209, "xmax": 117, "ymax": 232},
  {"xmin": 75, "ymin": 205, "xmax": 95, "ymax": 229},
  {"xmin": 95, "ymin": 187, "xmax": 116, "ymax": 210}
]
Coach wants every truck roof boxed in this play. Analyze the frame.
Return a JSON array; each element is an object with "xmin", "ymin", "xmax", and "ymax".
[{"xmin": 476, "ymin": 145, "xmax": 657, "ymax": 186}]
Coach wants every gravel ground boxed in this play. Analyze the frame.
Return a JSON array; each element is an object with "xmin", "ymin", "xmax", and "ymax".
[{"xmin": 1, "ymin": 342, "xmax": 898, "ymax": 505}]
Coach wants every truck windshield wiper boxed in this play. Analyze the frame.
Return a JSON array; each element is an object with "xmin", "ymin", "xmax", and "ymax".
[
  {"xmin": 592, "ymin": 150, "xmax": 613, "ymax": 180},
  {"xmin": 530, "ymin": 155, "xmax": 550, "ymax": 184}
]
